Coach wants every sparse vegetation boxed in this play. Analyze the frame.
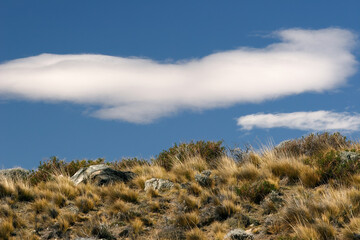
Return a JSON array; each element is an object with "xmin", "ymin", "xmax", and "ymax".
[{"xmin": 1, "ymin": 132, "xmax": 360, "ymax": 239}]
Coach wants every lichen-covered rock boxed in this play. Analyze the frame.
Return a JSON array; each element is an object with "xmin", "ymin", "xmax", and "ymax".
[
  {"xmin": 224, "ymin": 229, "xmax": 254, "ymax": 240},
  {"xmin": 195, "ymin": 170, "xmax": 213, "ymax": 187},
  {"xmin": 144, "ymin": 178, "xmax": 174, "ymax": 191},
  {"xmin": 261, "ymin": 191, "xmax": 284, "ymax": 214},
  {"xmin": 340, "ymin": 151, "xmax": 360, "ymax": 162},
  {"xmin": 0, "ymin": 167, "xmax": 30, "ymax": 179},
  {"xmin": 70, "ymin": 164, "xmax": 135, "ymax": 186}
]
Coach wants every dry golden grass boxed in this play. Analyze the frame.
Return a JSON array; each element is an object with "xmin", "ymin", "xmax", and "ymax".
[
  {"xmin": 292, "ymin": 224, "xmax": 320, "ymax": 240},
  {"xmin": 188, "ymin": 182, "xmax": 203, "ymax": 196},
  {"xmin": 2, "ymin": 135, "xmax": 360, "ymax": 239},
  {"xmin": 32, "ymin": 198, "xmax": 50, "ymax": 214},
  {"xmin": 176, "ymin": 212, "xmax": 200, "ymax": 229},
  {"xmin": 179, "ymin": 194, "xmax": 199, "ymax": 212},
  {"xmin": 186, "ymin": 228, "xmax": 206, "ymax": 240},
  {"xmin": 131, "ymin": 217, "xmax": 144, "ymax": 235},
  {"xmin": 236, "ymin": 163, "xmax": 261, "ymax": 181},
  {"xmin": 108, "ymin": 199, "xmax": 130, "ymax": 216},
  {"xmin": 343, "ymin": 217, "xmax": 360, "ymax": 239},
  {"xmin": 0, "ymin": 218, "xmax": 14, "ymax": 240},
  {"xmin": 75, "ymin": 196, "xmax": 95, "ymax": 213}
]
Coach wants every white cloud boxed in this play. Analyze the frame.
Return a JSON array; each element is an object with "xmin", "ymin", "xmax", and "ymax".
[
  {"xmin": 237, "ymin": 111, "xmax": 360, "ymax": 131},
  {"xmin": 0, "ymin": 28, "xmax": 357, "ymax": 123}
]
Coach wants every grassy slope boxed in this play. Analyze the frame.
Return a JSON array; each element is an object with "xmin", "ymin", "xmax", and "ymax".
[{"xmin": 1, "ymin": 133, "xmax": 360, "ymax": 240}]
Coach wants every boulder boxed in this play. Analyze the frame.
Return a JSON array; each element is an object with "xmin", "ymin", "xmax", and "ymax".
[
  {"xmin": 195, "ymin": 170, "xmax": 212, "ymax": 187},
  {"xmin": 70, "ymin": 164, "xmax": 135, "ymax": 186},
  {"xmin": 144, "ymin": 178, "xmax": 174, "ymax": 191},
  {"xmin": 0, "ymin": 167, "xmax": 30, "ymax": 179},
  {"xmin": 224, "ymin": 229, "xmax": 254, "ymax": 240}
]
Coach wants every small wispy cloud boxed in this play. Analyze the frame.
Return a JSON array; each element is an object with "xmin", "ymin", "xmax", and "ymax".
[
  {"xmin": 0, "ymin": 28, "xmax": 357, "ymax": 123},
  {"xmin": 237, "ymin": 111, "xmax": 360, "ymax": 132}
]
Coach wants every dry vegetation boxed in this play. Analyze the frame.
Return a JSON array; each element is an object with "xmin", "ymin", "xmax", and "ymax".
[{"xmin": 1, "ymin": 133, "xmax": 360, "ymax": 239}]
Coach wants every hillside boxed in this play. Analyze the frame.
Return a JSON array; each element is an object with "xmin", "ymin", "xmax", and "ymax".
[{"xmin": 1, "ymin": 133, "xmax": 360, "ymax": 240}]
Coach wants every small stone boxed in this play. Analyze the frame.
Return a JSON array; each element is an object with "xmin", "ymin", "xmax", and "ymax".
[
  {"xmin": 144, "ymin": 178, "xmax": 174, "ymax": 191},
  {"xmin": 224, "ymin": 229, "xmax": 254, "ymax": 240}
]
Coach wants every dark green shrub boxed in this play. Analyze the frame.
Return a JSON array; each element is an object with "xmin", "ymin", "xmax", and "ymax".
[
  {"xmin": 276, "ymin": 132, "xmax": 350, "ymax": 157},
  {"xmin": 154, "ymin": 140, "xmax": 225, "ymax": 170},
  {"xmin": 235, "ymin": 180, "xmax": 277, "ymax": 204},
  {"xmin": 29, "ymin": 156, "xmax": 105, "ymax": 185},
  {"xmin": 314, "ymin": 150, "xmax": 360, "ymax": 183}
]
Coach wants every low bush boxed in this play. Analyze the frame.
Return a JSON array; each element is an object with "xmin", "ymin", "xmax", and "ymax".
[
  {"xmin": 154, "ymin": 140, "xmax": 225, "ymax": 170},
  {"xmin": 313, "ymin": 150, "xmax": 360, "ymax": 183},
  {"xmin": 276, "ymin": 132, "xmax": 350, "ymax": 157},
  {"xmin": 236, "ymin": 180, "xmax": 277, "ymax": 204}
]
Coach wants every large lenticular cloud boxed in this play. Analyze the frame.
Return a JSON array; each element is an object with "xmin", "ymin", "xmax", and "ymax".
[{"xmin": 0, "ymin": 28, "xmax": 357, "ymax": 123}]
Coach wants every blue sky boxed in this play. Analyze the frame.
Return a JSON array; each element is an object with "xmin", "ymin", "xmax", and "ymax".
[{"xmin": 1, "ymin": 1, "xmax": 360, "ymax": 169}]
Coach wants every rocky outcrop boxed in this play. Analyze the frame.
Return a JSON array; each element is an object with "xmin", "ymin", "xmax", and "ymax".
[
  {"xmin": 144, "ymin": 178, "xmax": 174, "ymax": 191},
  {"xmin": 70, "ymin": 164, "xmax": 135, "ymax": 186},
  {"xmin": 0, "ymin": 167, "xmax": 30, "ymax": 179},
  {"xmin": 195, "ymin": 170, "xmax": 212, "ymax": 187},
  {"xmin": 224, "ymin": 229, "xmax": 254, "ymax": 240}
]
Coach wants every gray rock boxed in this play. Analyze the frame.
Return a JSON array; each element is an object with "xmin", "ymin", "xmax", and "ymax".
[
  {"xmin": 340, "ymin": 151, "xmax": 360, "ymax": 162},
  {"xmin": 0, "ymin": 167, "xmax": 30, "ymax": 179},
  {"xmin": 144, "ymin": 178, "xmax": 174, "ymax": 191},
  {"xmin": 224, "ymin": 229, "xmax": 254, "ymax": 240},
  {"xmin": 195, "ymin": 170, "xmax": 213, "ymax": 187},
  {"xmin": 70, "ymin": 164, "xmax": 135, "ymax": 186}
]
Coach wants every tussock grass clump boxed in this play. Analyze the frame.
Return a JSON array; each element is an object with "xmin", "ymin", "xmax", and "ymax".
[
  {"xmin": 32, "ymin": 198, "xmax": 50, "ymax": 214},
  {"xmin": 292, "ymin": 224, "xmax": 320, "ymax": 240},
  {"xmin": 236, "ymin": 163, "xmax": 261, "ymax": 181},
  {"xmin": 235, "ymin": 180, "xmax": 277, "ymax": 204},
  {"xmin": 100, "ymin": 183, "xmax": 138, "ymax": 203},
  {"xmin": 108, "ymin": 199, "xmax": 130, "ymax": 217},
  {"xmin": 343, "ymin": 217, "xmax": 360, "ymax": 240},
  {"xmin": 176, "ymin": 212, "xmax": 200, "ymax": 229},
  {"xmin": 131, "ymin": 218, "xmax": 144, "ymax": 235},
  {"xmin": 56, "ymin": 212, "xmax": 77, "ymax": 234},
  {"xmin": 75, "ymin": 196, "xmax": 95, "ymax": 213},
  {"xmin": 0, "ymin": 219, "xmax": 14, "ymax": 240},
  {"xmin": 215, "ymin": 200, "xmax": 238, "ymax": 220},
  {"xmin": 186, "ymin": 228, "xmax": 206, "ymax": 240},
  {"xmin": 0, "ymin": 177, "xmax": 16, "ymax": 198},
  {"xmin": 179, "ymin": 194, "xmax": 199, "ymax": 212}
]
